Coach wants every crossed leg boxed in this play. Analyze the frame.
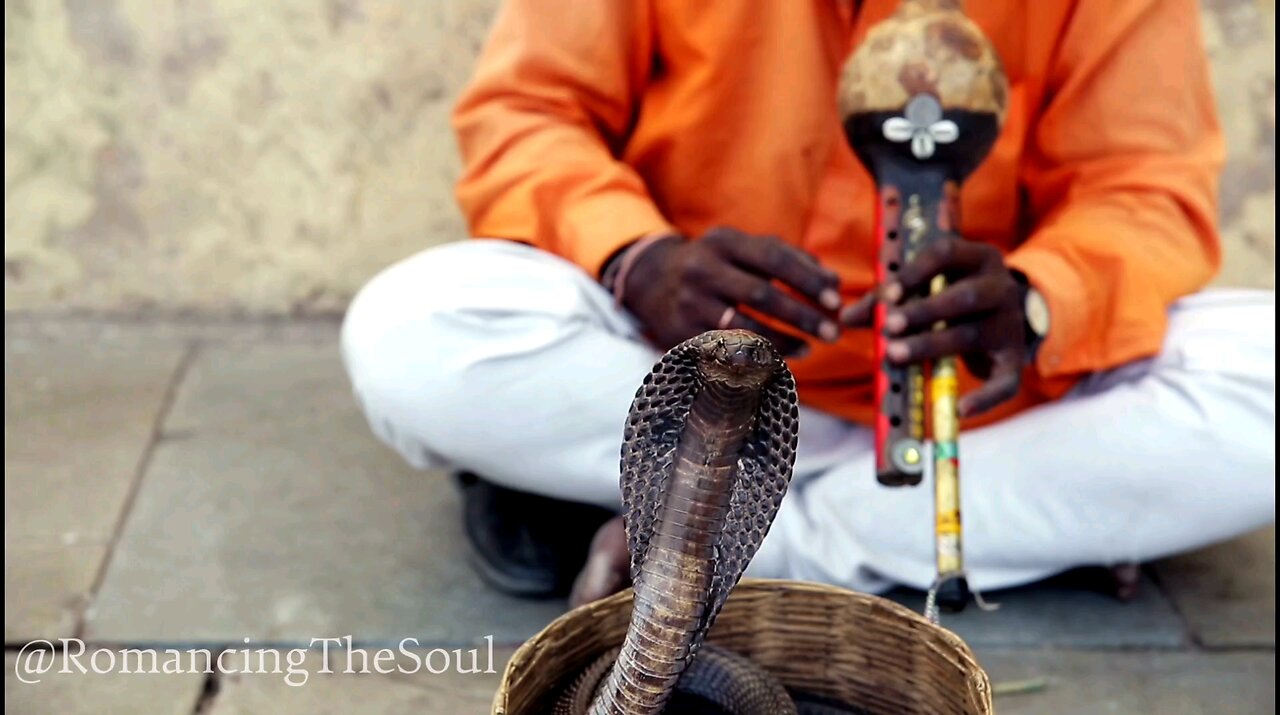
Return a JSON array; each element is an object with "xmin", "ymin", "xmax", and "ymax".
[{"xmin": 341, "ymin": 240, "xmax": 1276, "ymax": 597}]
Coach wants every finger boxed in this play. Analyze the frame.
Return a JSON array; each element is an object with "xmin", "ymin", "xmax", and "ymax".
[
  {"xmin": 709, "ymin": 267, "xmax": 840, "ymax": 342},
  {"xmin": 888, "ymin": 238, "xmax": 999, "ymax": 300},
  {"xmin": 886, "ymin": 323, "xmax": 983, "ymax": 364},
  {"xmin": 958, "ymin": 353, "xmax": 1023, "ymax": 416},
  {"xmin": 716, "ymin": 234, "xmax": 841, "ymax": 310},
  {"xmin": 839, "ymin": 292, "xmax": 878, "ymax": 328},
  {"xmin": 961, "ymin": 351, "xmax": 993, "ymax": 380},
  {"xmin": 730, "ymin": 312, "xmax": 809, "ymax": 357},
  {"xmin": 884, "ymin": 275, "xmax": 1013, "ymax": 336},
  {"xmin": 702, "ymin": 300, "xmax": 808, "ymax": 357}
]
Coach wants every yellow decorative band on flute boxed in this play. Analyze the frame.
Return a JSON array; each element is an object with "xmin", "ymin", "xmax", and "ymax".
[
  {"xmin": 930, "ymin": 275, "xmax": 964, "ymax": 576},
  {"xmin": 909, "ymin": 368, "xmax": 926, "ymax": 439}
]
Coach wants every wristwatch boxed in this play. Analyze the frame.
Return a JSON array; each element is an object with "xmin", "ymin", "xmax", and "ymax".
[{"xmin": 1011, "ymin": 270, "xmax": 1050, "ymax": 363}]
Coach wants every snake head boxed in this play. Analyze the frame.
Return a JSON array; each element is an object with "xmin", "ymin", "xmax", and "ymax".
[{"xmin": 692, "ymin": 329, "xmax": 782, "ymax": 389}]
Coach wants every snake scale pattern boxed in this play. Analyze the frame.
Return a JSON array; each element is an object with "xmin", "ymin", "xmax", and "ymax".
[{"xmin": 553, "ymin": 330, "xmax": 865, "ymax": 715}]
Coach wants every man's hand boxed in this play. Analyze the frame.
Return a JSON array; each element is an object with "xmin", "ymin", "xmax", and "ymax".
[
  {"xmin": 841, "ymin": 236, "xmax": 1027, "ymax": 417},
  {"xmin": 620, "ymin": 226, "xmax": 842, "ymax": 354}
]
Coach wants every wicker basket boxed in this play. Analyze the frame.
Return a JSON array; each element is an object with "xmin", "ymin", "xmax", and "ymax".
[{"xmin": 493, "ymin": 578, "xmax": 992, "ymax": 714}]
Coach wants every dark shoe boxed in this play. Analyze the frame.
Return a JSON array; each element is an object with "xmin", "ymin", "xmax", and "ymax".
[{"xmin": 456, "ymin": 472, "xmax": 615, "ymax": 599}]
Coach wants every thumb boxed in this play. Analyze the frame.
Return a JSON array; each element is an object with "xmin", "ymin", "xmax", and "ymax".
[{"xmin": 957, "ymin": 351, "xmax": 1023, "ymax": 417}]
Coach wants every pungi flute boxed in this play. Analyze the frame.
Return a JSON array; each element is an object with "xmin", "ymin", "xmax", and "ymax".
[{"xmin": 837, "ymin": 0, "xmax": 1009, "ymax": 613}]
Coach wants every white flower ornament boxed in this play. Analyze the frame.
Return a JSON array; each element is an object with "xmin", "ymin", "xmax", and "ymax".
[{"xmin": 882, "ymin": 94, "xmax": 960, "ymax": 160}]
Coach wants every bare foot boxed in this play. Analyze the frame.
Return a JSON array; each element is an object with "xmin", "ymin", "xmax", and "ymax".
[
  {"xmin": 1110, "ymin": 562, "xmax": 1141, "ymax": 602},
  {"xmin": 569, "ymin": 516, "xmax": 631, "ymax": 609}
]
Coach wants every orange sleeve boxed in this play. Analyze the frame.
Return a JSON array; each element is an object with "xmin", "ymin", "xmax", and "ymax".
[
  {"xmin": 1006, "ymin": 0, "xmax": 1225, "ymax": 378},
  {"xmin": 451, "ymin": 0, "xmax": 675, "ymax": 277}
]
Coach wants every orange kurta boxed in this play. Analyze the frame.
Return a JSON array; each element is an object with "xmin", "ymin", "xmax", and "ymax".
[{"xmin": 451, "ymin": 0, "xmax": 1224, "ymax": 428}]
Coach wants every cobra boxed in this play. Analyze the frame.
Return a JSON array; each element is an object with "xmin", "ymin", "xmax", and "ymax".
[{"xmin": 553, "ymin": 330, "xmax": 864, "ymax": 715}]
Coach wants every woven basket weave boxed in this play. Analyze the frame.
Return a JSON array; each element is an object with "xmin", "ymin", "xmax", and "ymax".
[{"xmin": 492, "ymin": 578, "xmax": 992, "ymax": 714}]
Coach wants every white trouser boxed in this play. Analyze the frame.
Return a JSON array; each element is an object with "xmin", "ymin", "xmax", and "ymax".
[{"xmin": 340, "ymin": 240, "xmax": 1276, "ymax": 593}]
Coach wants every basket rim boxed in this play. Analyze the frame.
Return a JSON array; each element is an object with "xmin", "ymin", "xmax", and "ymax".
[{"xmin": 494, "ymin": 577, "xmax": 990, "ymax": 713}]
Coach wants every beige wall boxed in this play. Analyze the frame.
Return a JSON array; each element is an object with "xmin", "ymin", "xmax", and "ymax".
[{"xmin": 4, "ymin": 0, "xmax": 1275, "ymax": 315}]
